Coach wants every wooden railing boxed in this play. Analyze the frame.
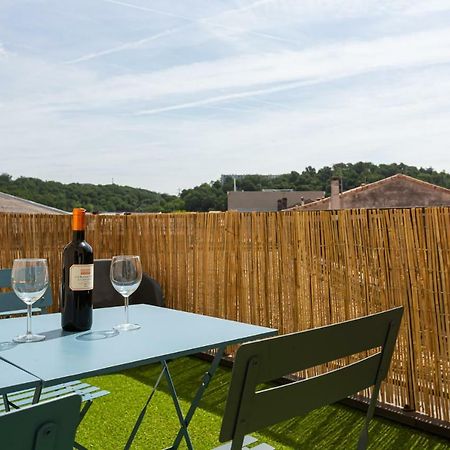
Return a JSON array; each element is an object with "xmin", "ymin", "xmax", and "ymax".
[{"xmin": 0, "ymin": 208, "xmax": 449, "ymax": 423}]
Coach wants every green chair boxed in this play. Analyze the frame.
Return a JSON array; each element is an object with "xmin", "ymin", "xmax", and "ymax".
[
  {"xmin": 92, "ymin": 259, "xmax": 164, "ymax": 309},
  {"xmin": 0, "ymin": 394, "xmax": 81, "ymax": 450},
  {"xmin": 218, "ymin": 306, "xmax": 404, "ymax": 450},
  {"xmin": 0, "ymin": 269, "xmax": 52, "ymax": 316}
]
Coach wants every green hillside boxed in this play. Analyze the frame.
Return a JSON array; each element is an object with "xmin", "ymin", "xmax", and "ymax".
[
  {"xmin": 0, "ymin": 173, "xmax": 183, "ymax": 213},
  {"xmin": 1, "ymin": 162, "xmax": 448, "ymax": 213}
]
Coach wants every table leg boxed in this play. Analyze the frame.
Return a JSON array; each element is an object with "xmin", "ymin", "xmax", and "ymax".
[
  {"xmin": 124, "ymin": 366, "xmax": 166, "ymax": 450},
  {"xmin": 168, "ymin": 346, "xmax": 226, "ymax": 450},
  {"xmin": 162, "ymin": 360, "xmax": 194, "ymax": 450},
  {"xmin": 124, "ymin": 347, "xmax": 226, "ymax": 450}
]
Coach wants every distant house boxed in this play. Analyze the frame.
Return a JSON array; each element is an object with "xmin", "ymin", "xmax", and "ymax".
[
  {"xmin": 228, "ymin": 190, "xmax": 325, "ymax": 212},
  {"xmin": 0, "ymin": 192, "xmax": 68, "ymax": 214},
  {"xmin": 288, "ymin": 174, "xmax": 450, "ymax": 211}
]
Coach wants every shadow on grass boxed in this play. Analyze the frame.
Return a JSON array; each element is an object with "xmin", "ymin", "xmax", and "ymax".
[{"xmin": 122, "ymin": 357, "xmax": 450, "ymax": 450}]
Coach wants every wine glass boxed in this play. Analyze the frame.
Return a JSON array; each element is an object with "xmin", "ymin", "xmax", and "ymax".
[
  {"xmin": 110, "ymin": 255, "xmax": 142, "ymax": 331},
  {"xmin": 11, "ymin": 258, "xmax": 48, "ymax": 343}
]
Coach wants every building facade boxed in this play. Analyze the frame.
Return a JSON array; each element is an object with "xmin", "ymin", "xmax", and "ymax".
[{"xmin": 228, "ymin": 190, "xmax": 325, "ymax": 212}]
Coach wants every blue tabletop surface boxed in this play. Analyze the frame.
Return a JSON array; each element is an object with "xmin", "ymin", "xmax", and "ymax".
[
  {"xmin": 0, "ymin": 305, "xmax": 276, "ymax": 386},
  {"xmin": 0, "ymin": 359, "xmax": 40, "ymax": 395}
]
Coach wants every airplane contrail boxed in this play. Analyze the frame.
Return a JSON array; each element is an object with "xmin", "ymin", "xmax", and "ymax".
[
  {"xmin": 101, "ymin": 0, "xmax": 193, "ymax": 21},
  {"xmin": 133, "ymin": 79, "xmax": 315, "ymax": 116},
  {"xmin": 63, "ymin": 26, "xmax": 190, "ymax": 64},
  {"xmin": 65, "ymin": 0, "xmax": 297, "ymax": 64}
]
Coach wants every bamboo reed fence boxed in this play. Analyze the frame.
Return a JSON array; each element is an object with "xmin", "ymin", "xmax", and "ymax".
[{"xmin": 0, "ymin": 208, "xmax": 448, "ymax": 425}]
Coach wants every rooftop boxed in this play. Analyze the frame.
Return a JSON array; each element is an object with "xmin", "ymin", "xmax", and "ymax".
[
  {"xmin": 0, "ymin": 191, "xmax": 68, "ymax": 214},
  {"xmin": 287, "ymin": 174, "xmax": 450, "ymax": 210}
]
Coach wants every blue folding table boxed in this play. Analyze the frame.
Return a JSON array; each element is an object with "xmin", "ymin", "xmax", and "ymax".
[{"xmin": 0, "ymin": 304, "xmax": 276, "ymax": 449}]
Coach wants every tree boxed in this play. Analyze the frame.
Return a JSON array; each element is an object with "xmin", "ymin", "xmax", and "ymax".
[{"xmin": 1, "ymin": 163, "xmax": 449, "ymax": 213}]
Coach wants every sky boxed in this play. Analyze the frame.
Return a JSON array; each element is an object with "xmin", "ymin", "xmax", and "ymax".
[{"xmin": 1, "ymin": 0, "xmax": 450, "ymax": 194}]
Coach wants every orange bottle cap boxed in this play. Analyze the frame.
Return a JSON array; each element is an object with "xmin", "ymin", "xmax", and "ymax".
[{"xmin": 72, "ymin": 208, "xmax": 86, "ymax": 231}]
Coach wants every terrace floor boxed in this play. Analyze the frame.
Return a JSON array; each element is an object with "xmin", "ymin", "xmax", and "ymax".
[{"xmin": 77, "ymin": 357, "xmax": 450, "ymax": 449}]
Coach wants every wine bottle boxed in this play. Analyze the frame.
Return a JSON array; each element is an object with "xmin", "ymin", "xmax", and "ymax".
[{"xmin": 61, "ymin": 208, "xmax": 94, "ymax": 331}]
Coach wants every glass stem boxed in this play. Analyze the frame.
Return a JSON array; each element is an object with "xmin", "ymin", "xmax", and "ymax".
[
  {"xmin": 124, "ymin": 296, "xmax": 129, "ymax": 324},
  {"xmin": 27, "ymin": 303, "xmax": 32, "ymax": 336}
]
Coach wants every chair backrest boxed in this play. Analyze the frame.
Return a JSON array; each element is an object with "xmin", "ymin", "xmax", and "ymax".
[
  {"xmin": 220, "ymin": 307, "xmax": 404, "ymax": 449},
  {"xmin": 0, "ymin": 268, "xmax": 53, "ymax": 314},
  {"xmin": 0, "ymin": 394, "xmax": 81, "ymax": 450},
  {"xmin": 92, "ymin": 259, "xmax": 164, "ymax": 308}
]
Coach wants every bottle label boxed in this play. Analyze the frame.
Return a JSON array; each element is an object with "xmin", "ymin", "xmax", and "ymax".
[{"xmin": 69, "ymin": 264, "xmax": 94, "ymax": 291}]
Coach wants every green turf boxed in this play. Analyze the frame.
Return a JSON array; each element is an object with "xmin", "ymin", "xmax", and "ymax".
[{"xmin": 77, "ymin": 357, "xmax": 450, "ymax": 449}]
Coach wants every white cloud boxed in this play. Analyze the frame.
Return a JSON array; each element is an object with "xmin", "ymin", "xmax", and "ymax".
[
  {"xmin": 2, "ymin": 65, "xmax": 449, "ymax": 193},
  {"xmin": 1, "ymin": 0, "xmax": 449, "ymax": 193},
  {"xmin": 38, "ymin": 27, "xmax": 450, "ymax": 113},
  {"xmin": 406, "ymin": 0, "xmax": 450, "ymax": 15}
]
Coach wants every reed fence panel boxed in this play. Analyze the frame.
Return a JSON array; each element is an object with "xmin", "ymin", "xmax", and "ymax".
[{"xmin": 0, "ymin": 208, "xmax": 448, "ymax": 423}]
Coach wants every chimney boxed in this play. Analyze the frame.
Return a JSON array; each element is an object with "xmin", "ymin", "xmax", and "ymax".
[
  {"xmin": 277, "ymin": 197, "xmax": 288, "ymax": 211},
  {"xmin": 330, "ymin": 177, "xmax": 341, "ymax": 209}
]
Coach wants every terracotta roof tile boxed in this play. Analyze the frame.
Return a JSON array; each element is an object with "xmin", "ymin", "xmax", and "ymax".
[{"xmin": 287, "ymin": 173, "xmax": 450, "ymax": 210}]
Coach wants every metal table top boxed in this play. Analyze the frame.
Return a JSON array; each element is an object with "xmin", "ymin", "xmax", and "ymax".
[
  {"xmin": 0, "ymin": 359, "xmax": 40, "ymax": 395},
  {"xmin": 0, "ymin": 305, "xmax": 276, "ymax": 387}
]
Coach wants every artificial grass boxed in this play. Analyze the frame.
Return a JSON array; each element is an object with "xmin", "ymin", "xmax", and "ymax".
[{"xmin": 78, "ymin": 357, "xmax": 450, "ymax": 449}]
